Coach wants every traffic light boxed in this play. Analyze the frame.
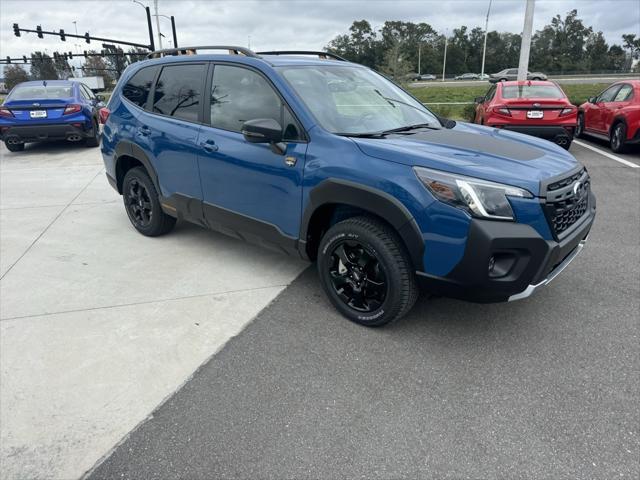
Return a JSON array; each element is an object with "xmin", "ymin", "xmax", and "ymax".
[
  {"xmin": 23, "ymin": 56, "xmax": 28, "ymax": 63},
  {"xmin": 84, "ymin": 32, "xmax": 90, "ymax": 44},
  {"xmin": 13, "ymin": 23, "xmax": 20, "ymax": 37},
  {"xmin": 36, "ymin": 25, "xmax": 43, "ymax": 38},
  {"xmin": 5, "ymin": 56, "xmax": 11, "ymax": 64},
  {"xmin": 59, "ymin": 29, "xmax": 66, "ymax": 41},
  {"xmin": 53, "ymin": 52, "xmax": 59, "ymax": 60},
  {"xmin": 68, "ymin": 51, "xmax": 73, "ymax": 59},
  {"xmin": 83, "ymin": 50, "xmax": 88, "ymax": 58}
]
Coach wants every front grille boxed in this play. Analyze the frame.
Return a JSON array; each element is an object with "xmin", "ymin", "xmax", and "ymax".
[{"xmin": 542, "ymin": 168, "xmax": 590, "ymax": 238}]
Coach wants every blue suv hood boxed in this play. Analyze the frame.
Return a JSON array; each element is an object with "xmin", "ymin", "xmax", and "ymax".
[{"xmin": 351, "ymin": 122, "xmax": 579, "ymax": 196}]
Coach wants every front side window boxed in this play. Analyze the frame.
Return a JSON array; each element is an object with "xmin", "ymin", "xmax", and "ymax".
[
  {"xmin": 152, "ymin": 64, "xmax": 204, "ymax": 122},
  {"xmin": 210, "ymin": 64, "xmax": 302, "ymax": 140},
  {"xmin": 122, "ymin": 66, "xmax": 157, "ymax": 109},
  {"xmin": 506, "ymin": 69, "xmax": 517, "ymax": 75},
  {"xmin": 613, "ymin": 84, "xmax": 633, "ymax": 102},
  {"xmin": 279, "ymin": 65, "xmax": 439, "ymax": 135},
  {"xmin": 598, "ymin": 85, "xmax": 621, "ymax": 103}
]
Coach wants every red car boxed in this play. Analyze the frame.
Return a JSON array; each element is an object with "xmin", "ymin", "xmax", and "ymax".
[
  {"xmin": 474, "ymin": 80, "xmax": 577, "ymax": 149},
  {"xmin": 576, "ymin": 80, "xmax": 640, "ymax": 153}
]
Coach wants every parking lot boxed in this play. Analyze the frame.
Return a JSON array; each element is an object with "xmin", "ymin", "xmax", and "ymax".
[{"xmin": 1, "ymin": 139, "xmax": 639, "ymax": 479}]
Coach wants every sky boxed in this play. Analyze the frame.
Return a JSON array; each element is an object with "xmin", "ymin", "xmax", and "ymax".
[{"xmin": 1, "ymin": 0, "xmax": 639, "ymax": 74}]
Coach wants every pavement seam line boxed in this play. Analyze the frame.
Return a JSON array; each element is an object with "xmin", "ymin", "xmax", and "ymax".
[
  {"xmin": 573, "ymin": 140, "xmax": 640, "ymax": 168},
  {"xmin": 0, "ymin": 200, "xmax": 118, "ymax": 211},
  {"xmin": 0, "ymin": 168, "xmax": 105, "ymax": 281},
  {"xmin": 0, "ymin": 283, "xmax": 291, "ymax": 322}
]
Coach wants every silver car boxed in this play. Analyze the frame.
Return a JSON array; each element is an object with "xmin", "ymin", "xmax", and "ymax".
[{"xmin": 489, "ymin": 68, "xmax": 547, "ymax": 83}]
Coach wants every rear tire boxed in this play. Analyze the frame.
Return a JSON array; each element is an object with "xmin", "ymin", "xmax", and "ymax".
[
  {"xmin": 610, "ymin": 122, "xmax": 627, "ymax": 153},
  {"xmin": 317, "ymin": 216, "xmax": 418, "ymax": 327},
  {"xmin": 4, "ymin": 141, "xmax": 24, "ymax": 152},
  {"xmin": 122, "ymin": 167, "xmax": 176, "ymax": 237},
  {"xmin": 575, "ymin": 113, "xmax": 585, "ymax": 138},
  {"xmin": 85, "ymin": 119, "xmax": 100, "ymax": 147}
]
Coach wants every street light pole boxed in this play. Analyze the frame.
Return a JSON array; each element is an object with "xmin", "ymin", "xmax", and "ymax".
[
  {"xmin": 154, "ymin": 0, "xmax": 163, "ymax": 50},
  {"xmin": 480, "ymin": 0, "xmax": 493, "ymax": 78},
  {"xmin": 442, "ymin": 31, "xmax": 448, "ymax": 81},
  {"xmin": 517, "ymin": 0, "xmax": 535, "ymax": 81},
  {"xmin": 418, "ymin": 43, "xmax": 421, "ymax": 75}
]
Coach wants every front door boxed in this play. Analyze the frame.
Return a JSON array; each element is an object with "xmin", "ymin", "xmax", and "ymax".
[
  {"xmin": 197, "ymin": 63, "xmax": 307, "ymax": 253},
  {"xmin": 588, "ymin": 84, "xmax": 621, "ymax": 133}
]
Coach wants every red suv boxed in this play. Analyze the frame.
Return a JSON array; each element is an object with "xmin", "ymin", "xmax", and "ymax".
[
  {"xmin": 576, "ymin": 80, "xmax": 640, "ymax": 153},
  {"xmin": 474, "ymin": 80, "xmax": 577, "ymax": 149}
]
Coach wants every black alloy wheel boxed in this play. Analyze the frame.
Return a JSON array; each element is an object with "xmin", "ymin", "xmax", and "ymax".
[
  {"xmin": 610, "ymin": 123, "xmax": 627, "ymax": 153},
  {"xmin": 327, "ymin": 240, "xmax": 388, "ymax": 313},
  {"xmin": 125, "ymin": 178, "xmax": 153, "ymax": 229}
]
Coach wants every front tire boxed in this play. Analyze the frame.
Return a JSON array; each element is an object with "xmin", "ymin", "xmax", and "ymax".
[
  {"xmin": 4, "ymin": 141, "xmax": 24, "ymax": 152},
  {"xmin": 122, "ymin": 167, "xmax": 176, "ymax": 236},
  {"xmin": 575, "ymin": 113, "xmax": 585, "ymax": 138},
  {"xmin": 610, "ymin": 123, "xmax": 627, "ymax": 153},
  {"xmin": 317, "ymin": 216, "xmax": 418, "ymax": 327}
]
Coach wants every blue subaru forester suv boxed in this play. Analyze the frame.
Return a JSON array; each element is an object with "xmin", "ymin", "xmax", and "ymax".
[{"xmin": 101, "ymin": 46, "xmax": 595, "ymax": 326}]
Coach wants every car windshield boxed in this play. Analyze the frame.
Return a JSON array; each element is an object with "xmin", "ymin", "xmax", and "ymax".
[
  {"xmin": 8, "ymin": 84, "xmax": 73, "ymax": 100},
  {"xmin": 502, "ymin": 85, "xmax": 563, "ymax": 99},
  {"xmin": 278, "ymin": 65, "xmax": 439, "ymax": 135}
]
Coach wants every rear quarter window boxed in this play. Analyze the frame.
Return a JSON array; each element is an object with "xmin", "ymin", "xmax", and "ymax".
[{"xmin": 122, "ymin": 66, "xmax": 158, "ymax": 109}]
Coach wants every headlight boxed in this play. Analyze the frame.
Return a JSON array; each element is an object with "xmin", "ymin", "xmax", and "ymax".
[{"xmin": 414, "ymin": 167, "xmax": 533, "ymax": 220}]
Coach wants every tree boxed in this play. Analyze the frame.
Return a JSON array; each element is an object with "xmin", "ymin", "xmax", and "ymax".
[
  {"xmin": 4, "ymin": 64, "xmax": 30, "ymax": 90},
  {"xmin": 326, "ymin": 20, "xmax": 380, "ymax": 68},
  {"xmin": 53, "ymin": 53, "xmax": 73, "ymax": 79},
  {"xmin": 30, "ymin": 52, "xmax": 58, "ymax": 80},
  {"xmin": 622, "ymin": 34, "xmax": 640, "ymax": 59},
  {"xmin": 380, "ymin": 36, "xmax": 412, "ymax": 80},
  {"xmin": 127, "ymin": 47, "xmax": 148, "ymax": 65},
  {"xmin": 583, "ymin": 32, "xmax": 610, "ymax": 72},
  {"xmin": 81, "ymin": 51, "xmax": 109, "ymax": 77}
]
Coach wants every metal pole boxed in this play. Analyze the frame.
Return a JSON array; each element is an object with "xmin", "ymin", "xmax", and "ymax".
[
  {"xmin": 480, "ymin": 0, "xmax": 492, "ymax": 78},
  {"xmin": 170, "ymin": 16, "xmax": 177, "ymax": 47},
  {"xmin": 442, "ymin": 32, "xmax": 448, "ymax": 81},
  {"xmin": 517, "ymin": 0, "xmax": 535, "ymax": 81},
  {"xmin": 154, "ymin": 0, "xmax": 163, "ymax": 49},
  {"xmin": 418, "ymin": 44, "xmax": 421, "ymax": 75},
  {"xmin": 146, "ymin": 7, "xmax": 155, "ymax": 50}
]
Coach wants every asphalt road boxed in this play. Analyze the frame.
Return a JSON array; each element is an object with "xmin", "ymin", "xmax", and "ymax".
[{"xmin": 87, "ymin": 141, "xmax": 640, "ymax": 479}]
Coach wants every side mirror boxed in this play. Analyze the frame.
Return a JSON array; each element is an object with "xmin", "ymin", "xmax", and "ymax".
[
  {"xmin": 242, "ymin": 118, "xmax": 282, "ymax": 144},
  {"xmin": 588, "ymin": 96, "xmax": 597, "ymax": 103},
  {"xmin": 96, "ymin": 94, "xmax": 105, "ymax": 102},
  {"xmin": 474, "ymin": 96, "xmax": 485, "ymax": 104}
]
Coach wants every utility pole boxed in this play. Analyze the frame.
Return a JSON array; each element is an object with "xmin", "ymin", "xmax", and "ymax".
[
  {"xmin": 480, "ymin": 0, "xmax": 492, "ymax": 78},
  {"xmin": 517, "ymin": 0, "xmax": 535, "ymax": 81},
  {"xmin": 418, "ymin": 44, "xmax": 421, "ymax": 75},
  {"xmin": 442, "ymin": 31, "xmax": 448, "ymax": 81},
  {"xmin": 154, "ymin": 0, "xmax": 163, "ymax": 50}
]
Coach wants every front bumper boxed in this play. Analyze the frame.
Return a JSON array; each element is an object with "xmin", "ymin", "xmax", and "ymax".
[
  {"xmin": 416, "ymin": 193, "xmax": 595, "ymax": 303},
  {"xmin": 1, "ymin": 123, "xmax": 91, "ymax": 143}
]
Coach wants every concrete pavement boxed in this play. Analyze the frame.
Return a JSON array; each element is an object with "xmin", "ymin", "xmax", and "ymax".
[{"xmin": 0, "ymin": 141, "xmax": 307, "ymax": 479}]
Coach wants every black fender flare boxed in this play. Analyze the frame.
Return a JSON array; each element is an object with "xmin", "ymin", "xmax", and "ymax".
[
  {"xmin": 300, "ymin": 178, "xmax": 424, "ymax": 269},
  {"xmin": 114, "ymin": 140, "xmax": 161, "ymax": 194}
]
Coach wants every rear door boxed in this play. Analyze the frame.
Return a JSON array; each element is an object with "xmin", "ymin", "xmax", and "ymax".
[
  {"xmin": 603, "ymin": 83, "xmax": 633, "ymax": 133},
  {"xmin": 136, "ymin": 62, "xmax": 207, "ymax": 206},
  {"xmin": 196, "ymin": 63, "xmax": 307, "ymax": 250}
]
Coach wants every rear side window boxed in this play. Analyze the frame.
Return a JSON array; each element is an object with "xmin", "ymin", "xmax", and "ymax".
[
  {"xmin": 152, "ymin": 64, "xmax": 205, "ymax": 122},
  {"xmin": 122, "ymin": 66, "xmax": 157, "ymax": 109},
  {"xmin": 501, "ymin": 85, "xmax": 564, "ymax": 99}
]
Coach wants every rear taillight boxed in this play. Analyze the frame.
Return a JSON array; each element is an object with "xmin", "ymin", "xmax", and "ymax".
[
  {"xmin": 0, "ymin": 107, "xmax": 13, "ymax": 118},
  {"xmin": 559, "ymin": 107, "xmax": 576, "ymax": 117},
  {"xmin": 493, "ymin": 106, "xmax": 511, "ymax": 117},
  {"xmin": 99, "ymin": 107, "xmax": 110, "ymax": 125},
  {"xmin": 63, "ymin": 104, "xmax": 82, "ymax": 115}
]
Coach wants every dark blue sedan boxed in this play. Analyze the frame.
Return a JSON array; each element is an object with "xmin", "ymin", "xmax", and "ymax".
[{"xmin": 0, "ymin": 80, "xmax": 104, "ymax": 151}]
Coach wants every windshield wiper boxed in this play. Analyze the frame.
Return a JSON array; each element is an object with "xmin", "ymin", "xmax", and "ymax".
[
  {"xmin": 335, "ymin": 132, "xmax": 386, "ymax": 138},
  {"xmin": 380, "ymin": 123, "xmax": 437, "ymax": 135}
]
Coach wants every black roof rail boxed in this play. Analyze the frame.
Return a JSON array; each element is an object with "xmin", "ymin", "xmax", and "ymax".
[
  {"xmin": 147, "ymin": 45, "xmax": 259, "ymax": 59},
  {"xmin": 256, "ymin": 50, "xmax": 347, "ymax": 61}
]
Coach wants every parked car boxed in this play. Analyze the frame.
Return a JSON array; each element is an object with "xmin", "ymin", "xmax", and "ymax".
[
  {"xmin": 0, "ymin": 80, "xmax": 103, "ymax": 152},
  {"xmin": 404, "ymin": 72, "xmax": 421, "ymax": 81},
  {"xmin": 454, "ymin": 73, "xmax": 479, "ymax": 80},
  {"xmin": 419, "ymin": 73, "xmax": 437, "ymax": 81},
  {"xmin": 101, "ymin": 46, "xmax": 595, "ymax": 326},
  {"xmin": 576, "ymin": 80, "xmax": 640, "ymax": 153},
  {"xmin": 478, "ymin": 73, "xmax": 490, "ymax": 81},
  {"xmin": 489, "ymin": 68, "xmax": 547, "ymax": 83},
  {"xmin": 473, "ymin": 80, "xmax": 577, "ymax": 149}
]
